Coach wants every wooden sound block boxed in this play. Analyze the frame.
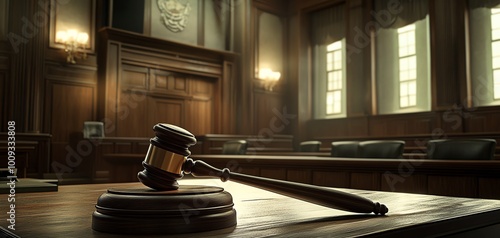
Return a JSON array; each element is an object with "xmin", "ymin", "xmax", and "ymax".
[{"xmin": 92, "ymin": 185, "xmax": 237, "ymax": 235}]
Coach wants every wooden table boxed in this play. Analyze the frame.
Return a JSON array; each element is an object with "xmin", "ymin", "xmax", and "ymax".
[{"xmin": 3, "ymin": 178, "xmax": 500, "ymax": 237}]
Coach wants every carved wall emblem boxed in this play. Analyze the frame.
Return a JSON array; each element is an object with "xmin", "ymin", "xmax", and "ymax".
[{"xmin": 157, "ymin": 0, "xmax": 191, "ymax": 33}]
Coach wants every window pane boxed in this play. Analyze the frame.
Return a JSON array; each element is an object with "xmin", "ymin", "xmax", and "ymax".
[
  {"xmin": 336, "ymin": 73, "xmax": 342, "ymax": 89},
  {"xmin": 327, "ymin": 72, "xmax": 334, "ymax": 90},
  {"xmin": 333, "ymin": 102, "xmax": 341, "ymax": 113},
  {"xmin": 326, "ymin": 52, "xmax": 333, "ymax": 71},
  {"xmin": 334, "ymin": 90, "xmax": 341, "ymax": 100},
  {"xmin": 409, "ymin": 81, "xmax": 417, "ymax": 95},
  {"xmin": 493, "ymin": 41, "xmax": 500, "ymax": 57},
  {"xmin": 333, "ymin": 52, "xmax": 342, "ymax": 69},
  {"xmin": 399, "ymin": 46, "xmax": 408, "ymax": 57},
  {"xmin": 409, "ymin": 56, "xmax": 417, "ymax": 69},
  {"xmin": 409, "ymin": 69, "xmax": 417, "ymax": 79},
  {"xmin": 400, "ymin": 58, "xmax": 408, "ymax": 70},
  {"xmin": 408, "ymin": 45, "xmax": 416, "ymax": 55},
  {"xmin": 400, "ymin": 96, "xmax": 408, "ymax": 108},
  {"xmin": 492, "ymin": 12, "xmax": 500, "ymax": 30},
  {"xmin": 326, "ymin": 92, "xmax": 334, "ymax": 114},
  {"xmin": 409, "ymin": 95, "xmax": 417, "ymax": 106},
  {"xmin": 399, "ymin": 33, "xmax": 407, "ymax": 47},
  {"xmin": 493, "ymin": 56, "xmax": 500, "ymax": 69},
  {"xmin": 493, "ymin": 29, "xmax": 500, "ymax": 41},
  {"xmin": 401, "ymin": 82, "xmax": 408, "ymax": 95}
]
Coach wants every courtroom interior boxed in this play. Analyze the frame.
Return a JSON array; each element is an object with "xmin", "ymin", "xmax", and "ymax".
[{"xmin": 1, "ymin": 0, "xmax": 500, "ymax": 237}]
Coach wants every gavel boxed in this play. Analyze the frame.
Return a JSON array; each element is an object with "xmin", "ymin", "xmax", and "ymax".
[{"xmin": 137, "ymin": 123, "xmax": 388, "ymax": 215}]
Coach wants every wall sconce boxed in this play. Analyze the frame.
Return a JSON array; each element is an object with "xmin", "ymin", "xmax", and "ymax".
[
  {"xmin": 257, "ymin": 68, "xmax": 281, "ymax": 91},
  {"xmin": 55, "ymin": 30, "xmax": 89, "ymax": 64}
]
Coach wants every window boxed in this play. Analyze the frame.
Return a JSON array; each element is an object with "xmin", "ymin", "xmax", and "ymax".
[
  {"xmin": 310, "ymin": 4, "xmax": 346, "ymax": 119},
  {"xmin": 375, "ymin": 0, "xmax": 430, "ymax": 115},
  {"xmin": 398, "ymin": 24, "xmax": 417, "ymax": 108},
  {"xmin": 326, "ymin": 41, "xmax": 343, "ymax": 114},
  {"xmin": 468, "ymin": 3, "xmax": 500, "ymax": 106},
  {"xmin": 492, "ymin": 8, "xmax": 500, "ymax": 99}
]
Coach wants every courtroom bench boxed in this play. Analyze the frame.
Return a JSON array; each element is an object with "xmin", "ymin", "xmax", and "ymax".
[
  {"xmin": 190, "ymin": 134, "xmax": 294, "ymax": 155},
  {"xmin": 313, "ymin": 132, "xmax": 500, "ymax": 160}
]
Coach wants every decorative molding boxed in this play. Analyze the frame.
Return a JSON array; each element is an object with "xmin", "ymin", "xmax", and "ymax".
[{"xmin": 157, "ymin": 0, "xmax": 192, "ymax": 33}]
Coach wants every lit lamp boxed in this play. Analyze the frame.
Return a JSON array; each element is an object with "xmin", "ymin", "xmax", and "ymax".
[
  {"xmin": 257, "ymin": 68, "xmax": 281, "ymax": 91},
  {"xmin": 55, "ymin": 30, "xmax": 89, "ymax": 64}
]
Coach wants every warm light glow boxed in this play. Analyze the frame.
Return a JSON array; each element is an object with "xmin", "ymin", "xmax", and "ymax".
[
  {"xmin": 55, "ymin": 29, "xmax": 89, "ymax": 64},
  {"xmin": 257, "ymin": 68, "xmax": 281, "ymax": 91},
  {"xmin": 77, "ymin": 32, "xmax": 89, "ymax": 44},
  {"xmin": 55, "ymin": 31, "xmax": 68, "ymax": 43},
  {"xmin": 258, "ymin": 68, "xmax": 281, "ymax": 81}
]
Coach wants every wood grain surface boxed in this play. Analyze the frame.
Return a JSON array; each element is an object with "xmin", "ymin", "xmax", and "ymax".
[{"xmin": 1, "ymin": 178, "xmax": 500, "ymax": 237}]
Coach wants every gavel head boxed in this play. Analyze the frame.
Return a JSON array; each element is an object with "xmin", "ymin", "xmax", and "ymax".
[{"xmin": 137, "ymin": 123, "xmax": 197, "ymax": 191}]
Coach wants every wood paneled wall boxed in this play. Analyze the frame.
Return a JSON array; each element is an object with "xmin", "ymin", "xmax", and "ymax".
[{"xmin": 98, "ymin": 28, "xmax": 237, "ymax": 138}]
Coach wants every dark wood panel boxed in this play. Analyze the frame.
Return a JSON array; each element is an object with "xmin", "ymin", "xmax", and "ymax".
[
  {"xmin": 312, "ymin": 171, "xmax": 350, "ymax": 188},
  {"xmin": 380, "ymin": 173, "xmax": 427, "ymax": 194},
  {"xmin": 0, "ymin": 70, "xmax": 5, "ymax": 129},
  {"xmin": 431, "ymin": 0, "xmax": 465, "ymax": 110},
  {"xmin": 350, "ymin": 172, "xmax": 380, "ymax": 190},
  {"xmin": 189, "ymin": 99, "xmax": 213, "ymax": 135},
  {"xmin": 99, "ymin": 42, "xmax": 120, "ymax": 137},
  {"xmin": 260, "ymin": 167, "xmax": 286, "ymax": 180},
  {"xmin": 428, "ymin": 175, "xmax": 477, "ymax": 198},
  {"xmin": 115, "ymin": 90, "xmax": 149, "ymax": 137},
  {"xmin": 464, "ymin": 108, "xmax": 500, "ymax": 133},
  {"xmin": 191, "ymin": 76, "xmax": 214, "ymax": 98},
  {"xmin": 50, "ymin": 83, "xmax": 95, "ymax": 142},
  {"xmin": 239, "ymin": 166, "xmax": 260, "ymax": 176},
  {"xmin": 50, "ymin": 142, "xmax": 93, "ymax": 182},
  {"xmin": 0, "ymin": 133, "xmax": 51, "ymax": 178},
  {"xmin": 188, "ymin": 77, "xmax": 214, "ymax": 135},
  {"xmin": 148, "ymin": 97, "xmax": 184, "ymax": 128},
  {"xmin": 151, "ymin": 70, "xmax": 189, "ymax": 95},
  {"xmin": 253, "ymin": 91, "xmax": 286, "ymax": 135},
  {"xmin": 121, "ymin": 64, "xmax": 148, "ymax": 89},
  {"xmin": 287, "ymin": 169, "xmax": 311, "ymax": 184},
  {"xmin": 478, "ymin": 178, "xmax": 500, "ymax": 199}
]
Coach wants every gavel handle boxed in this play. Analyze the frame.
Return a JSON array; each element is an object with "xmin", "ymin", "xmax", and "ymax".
[{"xmin": 183, "ymin": 158, "xmax": 388, "ymax": 215}]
